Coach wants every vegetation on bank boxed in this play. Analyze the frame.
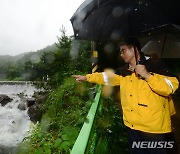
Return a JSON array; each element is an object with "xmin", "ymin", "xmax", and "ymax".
[
  {"xmin": 15, "ymin": 29, "xmax": 94, "ymax": 153},
  {"xmin": 18, "ymin": 78, "xmax": 92, "ymax": 153}
]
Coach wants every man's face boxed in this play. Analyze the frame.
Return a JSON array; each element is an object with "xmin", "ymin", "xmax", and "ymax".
[{"xmin": 119, "ymin": 45, "xmax": 135, "ymax": 63}]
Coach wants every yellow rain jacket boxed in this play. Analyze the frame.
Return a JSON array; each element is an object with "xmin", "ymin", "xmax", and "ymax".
[{"xmin": 86, "ymin": 66, "xmax": 179, "ymax": 133}]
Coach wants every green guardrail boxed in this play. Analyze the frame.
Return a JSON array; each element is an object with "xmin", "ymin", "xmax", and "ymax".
[{"xmin": 71, "ymin": 85, "xmax": 102, "ymax": 154}]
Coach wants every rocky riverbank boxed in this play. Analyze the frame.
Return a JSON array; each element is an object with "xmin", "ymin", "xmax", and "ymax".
[
  {"xmin": 0, "ymin": 91, "xmax": 48, "ymax": 123},
  {"xmin": 0, "ymin": 82, "xmax": 48, "ymax": 154},
  {"xmin": 27, "ymin": 91, "xmax": 48, "ymax": 123}
]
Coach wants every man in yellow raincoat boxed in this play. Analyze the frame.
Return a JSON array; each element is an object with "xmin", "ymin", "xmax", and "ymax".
[{"xmin": 73, "ymin": 37, "xmax": 179, "ymax": 154}]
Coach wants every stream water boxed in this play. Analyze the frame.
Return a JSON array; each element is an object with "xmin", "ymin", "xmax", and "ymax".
[{"xmin": 0, "ymin": 82, "xmax": 37, "ymax": 154}]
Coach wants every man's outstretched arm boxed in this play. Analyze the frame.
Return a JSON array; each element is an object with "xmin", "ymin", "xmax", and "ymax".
[{"xmin": 72, "ymin": 72, "xmax": 122, "ymax": 86}]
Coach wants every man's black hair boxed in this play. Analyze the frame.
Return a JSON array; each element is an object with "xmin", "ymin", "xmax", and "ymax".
[{"xmin": 119, "ymin": 37, "xmax": 141, "ymax": 51}]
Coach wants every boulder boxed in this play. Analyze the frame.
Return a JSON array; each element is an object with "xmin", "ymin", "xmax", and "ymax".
[
  {"xmin": 27, "ymin": 91, "xmax": 48, "ymax": 123},
  {"xmin": 33, "ymin": 91, "xmax": 48, "ymax": 103},
  {"xmin": 26, "ymin": 98, "xmax": 36, "ymax": 107},
  {"xmin": 28, "ymin": 103, "xmax": 42, "ymax": 123},
  {"xmin": 18, "ymin": 103, "xmax": 27, "ymax": 110},
  {"xmin": 36, "ymin": 95, "xmax": 48, "ymax": 104},
  {"xmin": 0, "ymin": 94, "xmax": 13, "ymax": 106}
]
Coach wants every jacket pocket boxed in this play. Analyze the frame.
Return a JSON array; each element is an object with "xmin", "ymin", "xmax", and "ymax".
[{"xmin": 138, "ymin": 103, "xmax": 148, "ymax": 107}]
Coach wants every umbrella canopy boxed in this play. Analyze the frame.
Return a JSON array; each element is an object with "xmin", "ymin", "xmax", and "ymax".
[
  {"xmin": 140, "ymin": 25, "xmax": 180, "ymax": 58},
  {"xmin": 70, "ymin": 0, "xmax": 180, "ymax": 42}
]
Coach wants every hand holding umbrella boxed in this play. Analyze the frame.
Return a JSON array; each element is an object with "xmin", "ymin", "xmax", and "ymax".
[{"xmin": 135, "ymin": 65, "xmax": 150, "ymax": 80}]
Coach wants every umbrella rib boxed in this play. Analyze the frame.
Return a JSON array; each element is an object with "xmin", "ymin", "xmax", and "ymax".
[{"xmin": 161, "ymin": 26, "xmax": 168, "ymax": 58}]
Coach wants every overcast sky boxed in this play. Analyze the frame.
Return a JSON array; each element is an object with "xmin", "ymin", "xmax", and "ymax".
[{"xmin": 0, "ymin": 0, "xmax": 84, "ymax": 55}]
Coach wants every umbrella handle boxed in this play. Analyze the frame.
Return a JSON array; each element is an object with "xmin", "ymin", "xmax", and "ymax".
[
  {"xmin": 134, "ymin": 46, "xmax": 139, "ymax": 65},
  {"xmin": 134, "ymin": 47, "xmax": 144, "ymax": 79}
]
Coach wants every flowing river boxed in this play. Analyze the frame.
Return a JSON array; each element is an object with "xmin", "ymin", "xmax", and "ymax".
[{"xmin": 0, "ymin": 81, "xmax": 37, "ymax": 154}]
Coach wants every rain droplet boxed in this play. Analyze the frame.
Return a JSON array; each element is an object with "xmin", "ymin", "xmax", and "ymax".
[
  {"xmin": 77, "ymin": 10, "xmax": 87, "ymax": 20},
  {"xmin": 45, "ymin": 54, "xmax": 55, "ymax": 64},
  {"xmin": 70, "ymin": 39, "xmax": 80, "ymax": 59},
  {"xmin": 125, "ymin": 7, "xmax": 132, "ymax": 14},
  {"xmin": 73, "ymin": 10, "xmax": 87, "ymax": 31},
  {"xmin": 135, "ymin": 8, "xmax": 138, "ymax": 11},
  {"xmin": 90, "ymin": 56, "xmax": 98, "ymax": 64},
  {"xmin": 102, "ymin": 68, "xmax": 115, "ymax": 98},
  {"xmin": 73, "ymin": 20, "xmax": 83, "ymax": 31},
  {"xmin": 138, "ymin": 1, "xmax": 142, "ymax": 5},
  {"xmin": 104, "ymin": 43, "xmax": 114, "ymax": 54},
  {"xmin": 30, "ymin": 55, "xmax": 40, "ymax": 64},
  {"xmin": 112, "ymin": 6, "xmax": 123, "ymax": 17},
  {"xmin": 110, "ymin": 30, "xmax": 121, "ymax": 41}
]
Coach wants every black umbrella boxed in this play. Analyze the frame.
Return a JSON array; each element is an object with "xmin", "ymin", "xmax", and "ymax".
[
  {"xmin": 140, "ymin": 25, "xmax": 180, "ymax": 59},
  {"xmin": 70, "ymin": 0, "xmax": 180, "ymax": 42}
]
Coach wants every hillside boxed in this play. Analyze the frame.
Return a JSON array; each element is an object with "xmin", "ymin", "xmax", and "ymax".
[
  {"xmin": 0, "ymin": 43, "xmax": 58, "ymax": 80},
  {"xmin": 0, "ymin": 43, "xmax": 58, "ymax": 64}
]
